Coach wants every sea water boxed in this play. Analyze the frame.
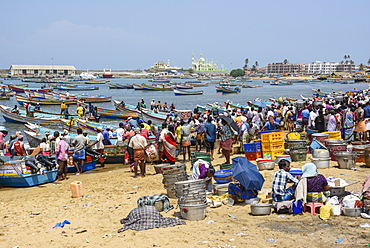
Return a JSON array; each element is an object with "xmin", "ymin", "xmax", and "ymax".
[{"xmin": 0, "ymin": 78, "xmax": 368, "ymax": 135}]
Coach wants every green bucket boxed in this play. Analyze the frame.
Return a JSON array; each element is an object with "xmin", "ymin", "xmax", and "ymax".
[{"xmin": 290, "ymin": 148, "xmax": 307, "ymax": 162}]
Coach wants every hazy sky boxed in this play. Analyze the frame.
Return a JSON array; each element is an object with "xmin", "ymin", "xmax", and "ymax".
[{"xmin": 0, "ymin": 0, "xmax": 368, "ymax": 70}]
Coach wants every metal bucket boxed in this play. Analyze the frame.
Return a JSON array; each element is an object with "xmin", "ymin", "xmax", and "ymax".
[
  {"xmin": 288, "ymin": 140, "xmax": 307, "ymax": 149},
  {"xmin": 162, "ymin": 172, "xmax": 188, "ymax": 184},
  {"xmin": 164, "ymin": 185, "xmax": 177, "ymax": 198},
  {"xmin": 179, "ymin": 204, "xmax": 207, "ymax": 221},
  {"xmin": 327, "ymin": 143, "xmax": 347, "ymax": 161},
  {"xmin": 324, "ymin": 139, "xmax": 344, "ymax": 146},
  {"xmin": 311, "ymin": 157, "xmax": 330, "ymax": 169},
  {"xmin": 178, "ymin": 197, "xmax": 207, "ymax": 206},
  {"xmin": 335, "ymin": 152, "xmax": 357, "ymax": 169},
  {"xmin": 312, "ymin": 133, "xmax": 329, "ymax": 144},
  {"xmin": 153, "ymin": 163, "xmax": 170, "ymax": 174},
  {"xmin": 161, "ymin": 163, "xmax": 186, "ymax": 175},
  {"xmin": 290, "ymin": 148, "xmax": 307, "ymax": 162},
  {"xmin": 313, "ymin": 149, "xmax": 330, "ymax": 158},
  {"xmin": 365, "ymin": 147, "xmax": 370, "ymax": 168}
]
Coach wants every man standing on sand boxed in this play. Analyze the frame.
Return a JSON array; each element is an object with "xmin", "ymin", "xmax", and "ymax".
[
  {"xmin": 71, "ymin": 128, "xmax": 88, "ymax": 175},
  {"xmin": 128, "ymin": 127, "xmax": 148, "ymax": 178},
  {"xmin": 204, "ymin": 116, "xmax": 217, "ymax": 161}
]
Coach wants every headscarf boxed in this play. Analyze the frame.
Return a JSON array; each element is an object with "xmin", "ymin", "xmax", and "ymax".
[{"xmin": 301, "ymin": 163, "xmax": 318, "ymax": 178}]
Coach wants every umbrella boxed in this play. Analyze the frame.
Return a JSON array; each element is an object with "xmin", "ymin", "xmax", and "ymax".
[
  {"xmin": 219, "ymin": 115, "xmax": 239, "ymax": 132},
  {"xmin": 350, "ymin": 89, "xmax": 362, "ymax": 93},
  {"xmin": 231, "ymin": 156, "xmax": 265, "ymax": 190}
]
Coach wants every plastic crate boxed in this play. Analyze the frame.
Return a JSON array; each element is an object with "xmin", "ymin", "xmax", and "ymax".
[
  {"xmin": 263, "ymin": 150, "xmax": 285, "ymax": 160},
  {"xmin": 261, "ymin": 142, "xmax": 284, "ymax": 151},
  {"xmin": 260, "ymin": 132, "xmax": 284, "ymax": 143},
  {"xmin": 220, "ymin": 164, "xmax": 232, "ymax": 170},
  {"xmin": 258, "ymin": 130, "xmax": 280, "ymax": 139},
  {"xmin": 243, "ymin": 142, "xmax": 261, "ymax": 153},
  {"xmin": 323, "ymin": 131, "xmax": 342, "ymax": 140},
  {"xmin": 245, "ymin": 151, "xmax": 263, "ymax": 161}
]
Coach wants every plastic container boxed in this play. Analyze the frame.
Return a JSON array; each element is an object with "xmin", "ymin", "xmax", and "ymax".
[
  {"xmin": 243, "ymin": 142, "xmax": 262, "ymax": 153},
  {"xmin": 323, "ymin": 131, "xmax": 342, "ymax": 140},
  {"xmin": 220, "ymin": 164, "xmax": 232, "ymax": 170},
  {"xmin": 261, "ymin": 142, "xmax": 284, "ymax": 151},
  {"xmin": 327, "ymin": 143, "xmax": 347, "ymax": 161},
  {"xmin": 213, "ymin": 170, "xmax": 232, "ymax": 184},
  {"xmin": 275, "ymin": 155, "xmax": 291, "ymax": 164},
  {"xmin": 292, "ymin": 200, "xmax": 303, "ymax": 214},
  {"xmin": 311, "ymin": 157, "xmax": 330, "ymax": 169},
  {"xmin": 257, "ymin": 161, "xmax": 275, "ymax": 171},
  {"xmin": 263, "ymin": 150, "xmax": 285, "ymax": 160},
  {"xmin": 260, "ymin": 132, "xmax": 284, "ymax": 143},
  {"xmin": 245, "ymin": 151, "xmax": 262, "ymax": 161},
  {"xmin": 70, "ymin": 181, "xmax": 84, "ymax": 198},
  {"xmin": 213, "ymin": 183, "xmax": 230, "ymax": 195},
  {"xmin": 342, "ymin": 207, "xmax": 362, "ymax": 217},
  {"xmin": 331, "ymin": 204, "xmax": 341, "ymax": 215},
  {"xmin": 287, "ymin": 132, "xmax": 301, "ymax": 141},
  {"xmin": 289, "ymin": 169, "xmax": 303, "ymax": 178}
]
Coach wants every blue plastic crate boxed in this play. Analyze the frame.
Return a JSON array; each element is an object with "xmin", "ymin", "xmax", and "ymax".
[{"xmin": 243, "ymin": 142, "xmax": 262, "ymax": 153}]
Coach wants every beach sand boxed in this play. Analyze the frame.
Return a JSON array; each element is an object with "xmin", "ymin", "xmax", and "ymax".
[{"xmin": 1, "ymin": 150, "xmax": 369, "ymax": 248}]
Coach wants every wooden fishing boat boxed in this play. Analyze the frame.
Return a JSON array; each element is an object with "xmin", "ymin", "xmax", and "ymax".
[
  {"xmin": 86, "ymin": 104, "xmax": 137, "ymax": 119},
  {"xmin": 57, "ymin": 85, "xmax": 99, "ymax": 91},
  {"xmin": 15, "ymin": 94, "xmax": 112, "ymax": 105},
  {"xmin": 0, "ymin": 105, "xmax": 63, "ymax": 126},
  {"xmin": 114, "ymin": 100, "xmax": 140, "ymax": 113},
  {"xmin": 241, "ymin": 84, "xmax": 263, "ymax": 88},
  {"xmin": 215, "ymin": 86, "xmax": 223, "ymax": 92},
  {"xmin": 311, "ymin": 89, "xmax": 330, "ymax": 96},
  {"xmin": 0, "ymin": 95, "xmax": 11, "ymax": 100},
  {"xmin": 108, "ymin": 83, "xmax": 117, "ymax": 89},
  {"xmin": 67, "ymin": 159, "xmax": 98, "ymax": 173},
  {"xmin": 221, "ymin": 86, "xmax": 241, "ymax": 94},
  {"xmin": 8, "ymin": 85, "xmax": 52, "ymax": 93},
  {"xmin": 149, "ymin": 78, "xmax": 171, "ymax": 83},
  {"xmin": 84, "ymin": 80, "xmax": 108, "ymax": 84},
  {"xmin": 141, "ymin": 83, "xmax": 173, "ymax": 91},
  {"xmin": 140, "ymin": 109, "xmax": 167, "ymax": 125},
  {"xmin": 173, "ymin": 84, "xmax": 193, "ymax": 89},
  {"xmin": 74, "ymin": 119, "xmax": 118, "ymax": 133},
  {"xmin": 34, "ymin": 109, "xmax": 78, "ymax": 118},
  {"xmin": 60, "ymin": 119, "xmax": 80, "ymax": 133},
  {"xmin": 173, "ymin": 89, "xmax": 203, "ymax": 96},
  {"xmin": 187, "ymin": 83, "xmax": 208, "ymax": 87},
  {"xmin": 185, "ymin": 80, "xmax": 202, "ymax": 84},
  {"xmin": 224, "ymin": 102, "xmax": 248, "ymax": 110},
  {"xmin": 133, "ymin": 84, "xmax": 143, "ymax": 90},
  {"xmin": 0, "ymin": 159, "xmax": 57, "ymax": 187}
]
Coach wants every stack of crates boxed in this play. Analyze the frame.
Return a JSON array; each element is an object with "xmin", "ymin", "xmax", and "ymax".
[
  {"xmin": 261, "ymin": 132, "xmax": 285, "ymax": 160},
  {"xmin": 243, "ymin": 142, "xmax": 262, "ymax": 161},
  {"xmin": 190, "ymin": 152, "xmax": 211, "ymax": 165}
]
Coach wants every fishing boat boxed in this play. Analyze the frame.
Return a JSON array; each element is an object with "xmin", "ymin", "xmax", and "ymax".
[
  {"xmin": 173, "ymin": 84, "xmax": 193, "ymax": 89},
  {"xmin": 141, "ymin": 83, "xmax": 173, "ymax": 91},
  {"xmin": 150, "ymin": 78, "xmax": 171, "ymax": 83},
  {"xmin": 114, "ymin": 101, "xmax": 138, "ymax": 113},
  {"xmin": 0, "ymin": 159, "xmax": 57, "ymax": 187},
  {"xmin": 221, "ymin": 86, "xmax": 241, "ymax": 94},
  {"xmin": 8, "ymin": 85, "xmax": 52, "ymax": 93},
  {"xmin": 103, "ymin": 68, "xmax": 113, "ymax": 78},
  {"xmin": 74, "ymin": 119, "xmax": 119, "ymax": 134},
  {"xmin": 139, "ymin": 109, "xmax": 167, "ymax": 125},
  {"xmin": 56, "ymin": 85, "xmax": 99, "ymax": 91},
  {"xmin": 173, "ymin": 89, "xmax": 203, "ymax": 96},
  {"xmin": 15, "ymin": 94, "xmax": 112, "ymax": 105},
  {"xmin": 187, "ymin": 83, "xmax": 208, "ymax": 87},
  {"xmin": 270, "ymin": 80, "xmax": 292, "ymax": 86},
  {"xmin": 241, "ymin": 84, "xmax": 263, "ymax": 88},
  {"xmin": 67, "ymin": 159, "xmax": 98, "ymax": 173},
  {"xmin": 0, "ymin": 105, "xmax": 63, "ymax": 126},
  {"xmin": 108, "ymin": 83, "xmax": 117, "ymax": 89},
  {"xmin": 84, "ymin": 79, "xmax": 109, "ymax": 84},
  {"xmin": 311, "ymin": 89, "xmax": 331, "ymax": 96},
  {"xmin": 133, "ymin": 84, "xmax": 143, "ymax": 90},
  {"xmin": 79, "ymin": 102, "xmax": 137, "ymax": 119},
  {"xmin": 0, "ymin": 95, "xmax": 11, "ymax": 100},
  {"xmin": 215, "ymin": 86, "xmax": 223, "ymax": 92}
]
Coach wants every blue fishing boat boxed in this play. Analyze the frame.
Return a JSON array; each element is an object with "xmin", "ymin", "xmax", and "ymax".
[
  {"xmin": 173, "ymin": 89, "xmax": 203, "ymax": 96},
  {"xmin": 0, "ymin": 159, "xmax": 57, "ymax": 187},
  {"xmin": 67, "ymin": 159, "xmax": 98, "ymax": 173},
  {"xmin": 221, "ymin": 86, "xmax": 241, "ymax": 94}
]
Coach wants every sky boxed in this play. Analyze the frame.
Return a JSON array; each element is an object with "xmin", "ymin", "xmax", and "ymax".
[{"xmin": 0, "ymin": 0, "xmax": 369, "ymax": 71}]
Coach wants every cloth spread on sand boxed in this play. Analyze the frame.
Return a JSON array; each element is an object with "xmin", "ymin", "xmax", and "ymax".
[
  {"xmin": 276, "ymin": 200, "xmax": 293, "ymax": 213},
  {"xmin": 118, "ymin": 206, "xmax": 185, "ymax": 233},
  {"xmin": 137, "ymin": 194, "xmax": 173, "ymax": 212}
]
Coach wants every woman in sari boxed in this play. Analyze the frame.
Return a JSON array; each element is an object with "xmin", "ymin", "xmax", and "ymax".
[
  {"xmin": 343, "ymin": 105, "xmax": 355, "ymax": 141},
  {"xmin": 162, "ymin": 125, "xmax": 177, "ymax": 164}
]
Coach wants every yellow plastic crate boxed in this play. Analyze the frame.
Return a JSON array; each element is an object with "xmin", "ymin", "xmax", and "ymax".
[
  {"xmin": 263, "ymin": 150, "xmax": 285, "ymax": 160},
  {"xmin": 261, "ymin": 141, "xmax": 284, "ymax": 152},
  {"xmin": 323, "ymin": 131, "xmax": 341, "ymax": 139},
  {"xmin": 261, "ymin": 132, "xmax": 284, "ymax": 143}
]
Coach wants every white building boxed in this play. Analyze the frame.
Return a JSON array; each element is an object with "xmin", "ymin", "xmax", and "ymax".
[
  {"xmin": 10, "ymin": 65, "xmax": 76, "ymax": 76},
  {"xmin": 191, "ymin": 52, "xmax": 219, "ymax": 72},
  {"xmin": 305, "ymin": 62, "xmax": 339, "ymax": 74}
]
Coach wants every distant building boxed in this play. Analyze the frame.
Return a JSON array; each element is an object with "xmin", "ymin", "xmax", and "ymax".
[
  {"xmin": 10, "ymin": 65, "xmax": 76, "ymax": 76},
  {"xmin": 150, "ymin": 60, "xmax": 181, "ymax": 71},
  {"xmin": 305, "ymin": 61, "xmax": 355, "ymax": 74},
  {"xmin": 191, "ymin": 52, "xmax": 226, "ymax": 72},
  {"xmin": 266, "ymin": 63, "xmax": 302, "ymax": 74}
]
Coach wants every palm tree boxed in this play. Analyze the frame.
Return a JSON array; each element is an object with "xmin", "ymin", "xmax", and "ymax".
[
  {"xmin": 359, "ymin": 64, "xmax": 364, "ymax": 71},
  {"xmin": 244, "ymin": 58, "xmax": 249, "ymax": 69},
  {"xmin": 255, "ymin": 61, "xmax": 259, "ymax": 67},
  {"xmin": 344, "ymin": 55, "xmax": 348, "ymax": 60},
  {"xmin": 367, "ymin": 59, "xmax": 370, "ymax": 66},
  {"xmin": 283, "ymin": 59, "xmax": 288, "ymax": 64}
]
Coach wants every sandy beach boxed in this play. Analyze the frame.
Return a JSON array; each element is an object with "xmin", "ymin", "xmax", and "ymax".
[{"xmin": 1, "ymin": 149, "xmax": 370, "ymax": 248}]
